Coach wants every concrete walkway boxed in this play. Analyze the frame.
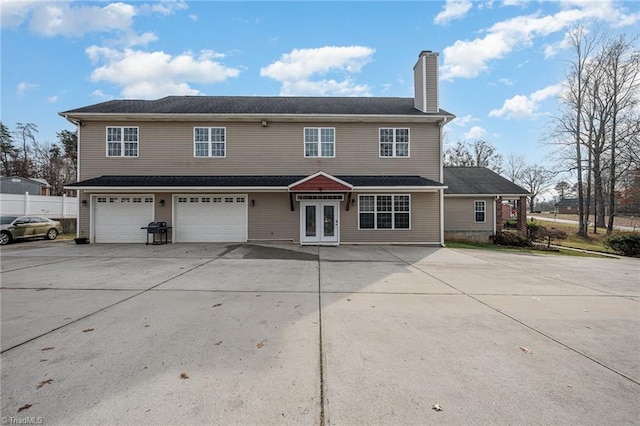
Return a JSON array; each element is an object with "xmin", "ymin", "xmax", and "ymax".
[{"xmin": 1, "ymin": 241, "xmax": 639, "ymax": 425}]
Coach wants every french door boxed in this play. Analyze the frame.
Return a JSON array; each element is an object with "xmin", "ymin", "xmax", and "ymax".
[{"xmin": 300, "ymin": 202, "xmax": 339, "ymax": 245}]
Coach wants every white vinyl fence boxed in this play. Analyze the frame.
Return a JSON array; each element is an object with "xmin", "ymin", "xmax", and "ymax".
[{"xmin": 0, "ymin": 193, "xmax": 77, "ymax": 218}]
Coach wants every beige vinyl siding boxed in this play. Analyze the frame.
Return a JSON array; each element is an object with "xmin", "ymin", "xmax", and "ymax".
[
  {"xmin": 248, "ymin": 192, "xmax": 298, "ymax": 241},
  {"xmin": 444, "ymin": 197, "xmax": 494, "ymax": 232},
  {"xmin": 342, "ymin": 192, "xmax": 440, "ymax": 243},
  {"xmin": 425, "ymin": 54, "xmax": 439, "ymax": 113},
  {"xmin": 79, "ymin": 121, "xmax": 441, "ymax": 182}
]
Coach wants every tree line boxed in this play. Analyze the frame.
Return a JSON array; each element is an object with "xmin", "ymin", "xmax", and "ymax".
[
  {"xmin": 0, "ymin": 121, "xmax": 77, "ymax": 196},
  {"xmin": 549, "ymin": 27, "xmax": 639, "ymax": 236}
]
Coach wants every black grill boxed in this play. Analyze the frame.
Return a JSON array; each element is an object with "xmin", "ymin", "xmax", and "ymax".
[{"xmin": 141, "ymin": 221, "xmax": 171, "ymax": 245}]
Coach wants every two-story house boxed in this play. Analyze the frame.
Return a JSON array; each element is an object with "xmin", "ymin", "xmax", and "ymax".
[{"xmin": 62, "ymin": 51, "xmax": 455, "ymax": 245}]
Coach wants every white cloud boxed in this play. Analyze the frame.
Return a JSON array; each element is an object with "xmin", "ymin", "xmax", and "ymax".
[
  {"xmin": 464, "ymin": 125, "xmax": 488, "ymax": 140},
  {"xmin": 489, "ymin": 83, "xmax": 562, "ymax": 119},
  {"xmin": 86, "ymin": 46, "xmax": 241, "ymax": 98},
  {"xmin": 91, "ymin": 90, "xmax": 114, "ymax": 100},
  {"xmin": 441, "ymin": 0, "xmax": 640, "ymax": 80},
  {"xmin": 16, "ymin": 81, "xmax": 38, "ymax": 95},
  {"xmin": 28, "ymin": 2, "xmax": 136, "ymax": 37},
  {"xmin": 189, "ymin": 14, "xmax": 198, "ymax": 21},
  {"xmin": 451, "ymin": 114, "xmax": 479, "ymax": 127},
  {"xmin": 499, "ymin": 78, "xmax": 514, "ymax": 86},
  {"xmin": 46, "ymin": 95, "xmax": 58, "ymax": 103},
  {"xmin": 2, "ymin": 1, "xmax": 188, "ymax": 40},
  {"xmin": 434, "ymin": 0, "xmax": 473, "ymax": 25},
  {"xmin": 261, "ymin": 46, "xmax": 375, "ymax": 96}
]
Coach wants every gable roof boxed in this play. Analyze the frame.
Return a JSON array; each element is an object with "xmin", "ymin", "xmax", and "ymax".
[
  {"xmin": 60, "ymin": 96, "xmax": 454, "ymax": 117},
  {"xmin": 443, "ymin": 167, "xmax": 530, "ymax": 196}
]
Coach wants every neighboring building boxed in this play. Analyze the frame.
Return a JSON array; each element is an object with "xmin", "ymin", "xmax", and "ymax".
[
  {"xmin": 443, "ymin": 167, "xmax": 530, "ymax": 242},
  {"xmin": 0, "ymin": 176, "xmax": 51, "ymax": 196},
  {"xmin": 555, "ymin": 198, "xmax": 579, "ymax": 214}
]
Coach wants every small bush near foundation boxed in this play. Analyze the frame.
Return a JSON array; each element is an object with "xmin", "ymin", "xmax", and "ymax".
[
  {"xmin": 605, "ymin": 234, "xmax": 640, "ymax": 257},
  {"xmin": 493, "ymin": 230, "xmax": 531, "ymax": 247},
  {"xmin": 503, "ymin": 219, "xmax": 518, "ymax": 229}
]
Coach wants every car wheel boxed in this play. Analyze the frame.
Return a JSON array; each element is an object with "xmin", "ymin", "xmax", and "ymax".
[
  {"xmin": 0, "ymin": 231, "xmax": 12, "ymax": 245},
  {"xmin": 46, "ymin": 228, "xmax": 58, "ymax": 240}
]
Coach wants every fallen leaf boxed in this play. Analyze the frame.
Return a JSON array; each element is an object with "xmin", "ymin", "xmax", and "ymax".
[
  {"xmin": 346, "ymin": 299, "xmax": 351, "ymax": 302},
  {"xmin": 212, "ymin": 303, "xmax": 222, "ymax": 308},
  {"xmin": 144, "ymin": 324, "xmax": 150, "ymax": 328},
  {"xmin": 214, "ymin": 341, "xmax": 222, "ymax": 346},
  {"xmin": 520, "ymin": 346, "xmax": 533, "ymax": 354},
  {"xmin": 257, "ymin": 341, "xmax": 265, "ymax": 349},
  {"xmin": 294, "ymin": 304, "xmax": 300, "ymax": 308},
  {"xmin": 41, "ymin": 347, "xmax": 54, "ymax": 351},
  {"xmin": 82, "ymin": 328, "xmax": 95, "ymax": 333},
  {"xmin": 18, "ymin": 404, "xmax": 32, "ymax": 413},
  {"xmin": 39, "ymin": 359, "xmax": 48, "ymax": 362},
  {"xmin": 432, "ymin": 403, "xmax": 442, "ymax": 412},
  {"xmin": 36, "ymin": 379, "xmax": 53, "ymax": 389},
  {"xmin": 180, "ymin": 373, "xmax": 189, "ymax": 379}
]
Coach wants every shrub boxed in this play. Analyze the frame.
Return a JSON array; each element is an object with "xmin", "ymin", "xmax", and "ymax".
[
  {"xmin": 493, "ymin": 230, "xmax": 531, "ymax": 247},
  {"xmin": 527, "ymin": 222, "xmax": 544, "ymax": 241},
  {"xmin": 503, "ymin": 219, "xmax": 518, "ymax": 229},
  {"xmin": 605, "ymin": 233, "xmax": 640, "ymax": 257}
]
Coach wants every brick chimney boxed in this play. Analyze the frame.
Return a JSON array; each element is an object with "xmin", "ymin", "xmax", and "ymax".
[{"xmin": 413, "ymin": 50, "xmax": 439, "ymax": 113}]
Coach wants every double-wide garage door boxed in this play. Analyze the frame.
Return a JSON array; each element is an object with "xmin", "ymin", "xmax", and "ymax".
[
  {"xmin": 94, "ymin": 196, "xmax": 154, "ymax": 243},
  {"xmin": 174, "ymin": 195, "xmax": 247, "ymax": 243}
]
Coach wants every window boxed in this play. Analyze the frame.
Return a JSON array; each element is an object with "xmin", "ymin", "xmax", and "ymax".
[
  {"xmin": 107, "ymin": 127, "xmax": 138, "ymax": 157},
  {"xmin": 359, "ymin": 195, "xmax": 410, "ymax": 230},
  {"xmin": 379, "ymin": 128, "xmax": 409, "ymax": 157},
  {"xmin": 304, "ymin": 128, "xmax": 335, "ymax": 157},
  {"xmin": 194, "ymin": 127, "xmax": 226, "ymax": 157},
  {"xmin": 475, "ymin": 200, "xmax": 486, "ymax": 223}
]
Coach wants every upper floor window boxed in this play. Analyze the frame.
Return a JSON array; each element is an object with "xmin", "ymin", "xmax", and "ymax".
[
  {"xmin": 475, "ymin": 200, "xmax": 486, "ymax": 223},
  {"xmin": 107, "ymin": 127, "xmax": 138, "ymax": 157},
  {"xmin": 379, "ymin": 128, "xmax": 409, "ymax": 157},
  {"xmin": 304, "ymin": 128, "xmax": 335, "ymax": 157},
  {"xmin": 359, "ymin": 195, "xmax": 410, "ymax": 230},
  {"xmin": 194, "ymin": 127, "xmax": 226, "ymax": 157}
]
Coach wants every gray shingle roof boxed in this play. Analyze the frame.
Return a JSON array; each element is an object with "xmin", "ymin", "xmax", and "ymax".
[
  {"xmin": 61, "ymin": 96, "xmax": 453, "ymax": 116},
  {"xmin": 67, "ymin": 175, "xmax": 443, "ymax": 188},
  {"xmin": 443, "ymin": 167, "xmax": 530, "ymax": 195}
]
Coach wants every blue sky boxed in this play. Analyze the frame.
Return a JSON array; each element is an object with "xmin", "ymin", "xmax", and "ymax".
[{"xmin": 1, "ymin": 0, "xmax": 639, "ymax": 168}]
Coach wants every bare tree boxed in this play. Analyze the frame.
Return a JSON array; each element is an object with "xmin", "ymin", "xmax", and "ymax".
[
  {"xmin": 505, "ymin": 154, "xmax": 526, "ymax": 182},
  {"xmin": 15, "ymin": 122, "xmax": 38, "ymax": 177},
  {"xmin": 520, "ymin": 165, "xmax": 554, "ymax": 213},
  {"xmin": 444, "ymin": 140, "xmax": 503, "ymax": 173},
  {"xmin": 555, "ymin": 181, "xmax": 572, "ymax": 199}
]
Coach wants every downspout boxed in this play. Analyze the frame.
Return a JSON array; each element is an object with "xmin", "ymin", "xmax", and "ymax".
[{"xmin": 439, "ymin": 117, "xmax": 449, "ymax": 247}]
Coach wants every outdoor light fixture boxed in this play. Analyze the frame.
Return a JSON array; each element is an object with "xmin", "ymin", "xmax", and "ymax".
[
  {"xmin": 351, "ymin": 198, "xmax": 356, "ymax": 206},
  {"xmin": 261, "ymin": 120, "xmax": 268, "ymax": 127},
  {"xmin": 81, "ymin": 200, "xmax": 87, "ymax": 206},
  {"xmin": 159, "ymin": 199, "xmax": 165, "ymax": 206},
  {"xmin": 251, "ymin": 199, "xmax": 255, "ymax": 207}
]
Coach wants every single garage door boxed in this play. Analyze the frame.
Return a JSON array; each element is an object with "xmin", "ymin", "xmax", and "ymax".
[
  {"xmin": 174, "ymin": 195, "xmax": 247, "ymax": 243},
  {"xmin": 94, "ymin": 196, "xmax": 154, "ymax": 243}
]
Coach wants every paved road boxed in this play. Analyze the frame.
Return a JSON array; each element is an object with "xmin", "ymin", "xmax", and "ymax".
[
  {"xmin": 1, "ymin": 241, "xmax": 639, "ymax": 425},
  {"xmin": 530, "ymin": 215, "xmax": 638, "ymax": 232}
]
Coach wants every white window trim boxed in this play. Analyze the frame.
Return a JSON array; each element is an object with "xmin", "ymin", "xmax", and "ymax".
[
  {"xmin": 357, "ymin": 194, "xmax": 411, "ymax": 230},
  {"xmin": 193, "ymin": 127, "xmax": 227, "ymax": 158},
  {"xmin": 106, "ymin": 126, "xmax": 139, "ymax": 158},
  {"xmin": 378, "ymin": 128, "xmax": 410, "ymax": 158},
  {"xmin": 474, "ymin": 200, "xmax": 486, "ymax": 223},
  {"xmin": 303, "ymin": 127, "xmax": 336, "ymax": 158}
]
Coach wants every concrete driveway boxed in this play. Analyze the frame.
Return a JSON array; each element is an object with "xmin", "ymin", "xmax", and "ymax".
[{"xmin": 1, "ymin": 241, "xmax": 639, "ymax": 425}]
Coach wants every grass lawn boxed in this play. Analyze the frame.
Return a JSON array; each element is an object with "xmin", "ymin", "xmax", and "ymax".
[{"xmin": 528, "ymin": 220, "xmax": 627, "ymax": 255}]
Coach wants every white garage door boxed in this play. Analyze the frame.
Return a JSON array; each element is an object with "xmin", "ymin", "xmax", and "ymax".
[
  {"xmin": 94, "ymin": 196, "xmax": 154, "ymax": 243},
  {"xmin": 174, "ymin": 195, "xmax": 247, "ymax": 243}
]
